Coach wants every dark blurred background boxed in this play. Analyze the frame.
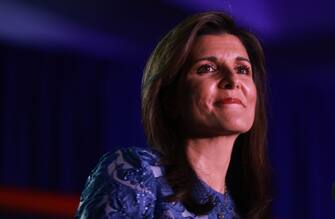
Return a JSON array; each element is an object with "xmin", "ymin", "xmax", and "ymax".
[{"xmin": 0, "ymin": 0, "xmax": 334, "ymax": 218}]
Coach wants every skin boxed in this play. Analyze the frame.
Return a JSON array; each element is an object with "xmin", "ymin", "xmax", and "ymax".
[{"xmin": 179, "ymin": 34, "xmax": 257, "ymax": 193}]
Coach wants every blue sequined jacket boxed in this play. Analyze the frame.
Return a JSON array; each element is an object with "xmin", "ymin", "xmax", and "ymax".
[{"xmin": 76, "ymin": 147, "xmax": 240, "ymax": 219}]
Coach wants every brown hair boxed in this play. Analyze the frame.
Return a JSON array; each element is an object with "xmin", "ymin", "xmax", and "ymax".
[{"xmin": 141, "ymin": 11, "xmax": 272, "ymax": 218}]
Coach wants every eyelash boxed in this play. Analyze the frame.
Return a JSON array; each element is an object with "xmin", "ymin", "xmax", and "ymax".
[
  {"xmin": 235, "ymin": 65, "xmax": 251, "ymax": 75},
  {"xmin": 196, "ymin": 64, "xmax": 217, "ymax": 74},
  {"xmin": 196, "ymin": 64, "xmax": 251, "ymax": 75}
]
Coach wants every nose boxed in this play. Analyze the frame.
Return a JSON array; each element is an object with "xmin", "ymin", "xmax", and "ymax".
[{"xmin": 218, "ymin": 70, "xmax": 240, "ymax": 89}]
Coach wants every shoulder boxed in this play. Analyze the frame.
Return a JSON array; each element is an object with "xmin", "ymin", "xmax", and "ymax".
[
  {"xmin": 107, "ymin": 146, "xmax": 161, "ymax": 168},
  {"xmin": 101, "ymin": 147, "xmax": 163, "ymax": 180},
  {"xmin": 76, "ymin": 146, "xmax": 162, "ymax": 219}
]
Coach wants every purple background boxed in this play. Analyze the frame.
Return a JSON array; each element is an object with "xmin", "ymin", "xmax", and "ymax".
[{"xmin": 1, "ymin": 0, "xmax": 335, "ymax": 218}]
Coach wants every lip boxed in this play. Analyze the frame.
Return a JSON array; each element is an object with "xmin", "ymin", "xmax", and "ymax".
[{"xmin": 216, "ymin": 97, "xmax": 245, "ymax": 107}]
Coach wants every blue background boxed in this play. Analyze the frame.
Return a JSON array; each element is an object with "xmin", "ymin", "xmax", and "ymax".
[{"xmin": 0, "ymin": 0, "xmax": 334, "ymax": 218}]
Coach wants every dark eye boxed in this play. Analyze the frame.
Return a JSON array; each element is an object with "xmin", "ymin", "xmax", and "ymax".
[
  {"xmin": 236, "ymin": 65, "xmax": 251, "ymax": 75},
  {"xmin": 197, "ymin": 64, "xmax": 217, "ymax": 74}
]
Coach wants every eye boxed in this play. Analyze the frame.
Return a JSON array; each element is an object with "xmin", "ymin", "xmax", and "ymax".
[
  {"xmin": 196, "ymin": 64, "xmax": 217, "ymax": 74},
  {"xmin": 235, "ymin": 65, "xmax": 251, "ymax": 75}
]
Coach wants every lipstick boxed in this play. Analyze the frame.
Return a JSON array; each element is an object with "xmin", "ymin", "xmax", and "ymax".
[
  {"xmin": 216, "ymin": 97, "xmax": 245, "ymax": 107},
  {"xmin": 222, "ymin": 97, "xmax": 243, "ymax": 105}
]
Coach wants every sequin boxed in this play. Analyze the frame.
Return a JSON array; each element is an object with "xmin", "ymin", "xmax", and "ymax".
[{"xmin": 76, "ymin": 147, "xmax": 240, "ymax": 218}]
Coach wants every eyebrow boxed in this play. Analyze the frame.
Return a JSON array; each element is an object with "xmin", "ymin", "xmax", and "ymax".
[{"xmin": 193, "ymin": 56, "xmax": 251, "ymax": 64}]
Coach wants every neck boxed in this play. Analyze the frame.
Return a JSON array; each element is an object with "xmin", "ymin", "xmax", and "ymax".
[{"xmin": 185, "ymin": 134, "xmax": 238, "ymax": 194}]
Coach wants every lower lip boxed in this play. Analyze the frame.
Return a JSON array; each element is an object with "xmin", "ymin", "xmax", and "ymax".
[{"xmin": 215, "ymin": 101, "xmax": 243, "ymax": 107}]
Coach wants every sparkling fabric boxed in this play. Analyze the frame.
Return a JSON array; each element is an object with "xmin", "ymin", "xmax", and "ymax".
[{"xmin": 76, "ymin": 147, "xmax": 240, "ymax": 219}]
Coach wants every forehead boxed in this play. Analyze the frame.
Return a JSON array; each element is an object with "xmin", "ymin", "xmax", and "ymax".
[{"xmin": 190, "ymin": 34, "xmax": 249, "ymax": 60}]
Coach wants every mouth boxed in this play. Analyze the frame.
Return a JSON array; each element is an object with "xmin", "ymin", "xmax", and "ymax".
[{"xmin": 215, "ymin": 97, "xmax": 245, "ymax": 107}]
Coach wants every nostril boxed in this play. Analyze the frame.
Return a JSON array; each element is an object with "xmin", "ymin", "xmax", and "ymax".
[
  {"xmin": 219, "ymin": 79, "xmax": 238, "ymax": 89},
  {"xmin": 224, "ymin": 83, "xmax": 234, "ymax": 89}
]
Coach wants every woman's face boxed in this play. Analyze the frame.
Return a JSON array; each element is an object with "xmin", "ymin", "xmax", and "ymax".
[{"xmin": 178, "ymin": 34, "xmax": 257, "ymax": 137}]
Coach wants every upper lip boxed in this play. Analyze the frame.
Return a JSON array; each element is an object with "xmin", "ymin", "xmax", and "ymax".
[{"xmin": 216, "ymin": 97, "xmax": 245, "ymax": 107}]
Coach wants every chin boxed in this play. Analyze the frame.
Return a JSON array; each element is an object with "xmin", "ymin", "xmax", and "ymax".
[{"xmin": 219, "ymin": 122, "xmax": 253, "ymax": 135}]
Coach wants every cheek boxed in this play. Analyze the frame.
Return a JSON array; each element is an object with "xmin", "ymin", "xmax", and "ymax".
[
  {"xmin": 248, "ymin": 85, "xmax": 257, "ymax": 121},
  {"xmin": 244, "ymin": 80, "xmax": 257, "ymax": 105},
  {"xmin": 242, "ymin": 81, "xmax": 257, "ymax": 122},
  {"xmin": 239, "ymin": 84, "xmax": 257, "ymax": 131},
  {"xmin": 189, "ymin": 81, "xmax": 216, "ymax": 111},
  {"xmin": 251, "ymin": 85, "xmax": 257, "ymax": 108}
]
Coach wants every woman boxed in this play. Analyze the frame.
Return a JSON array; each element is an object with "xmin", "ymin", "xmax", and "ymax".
[{"xmin": 76, "ymin": 11, "xmax": 272, "ymax": 219}]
